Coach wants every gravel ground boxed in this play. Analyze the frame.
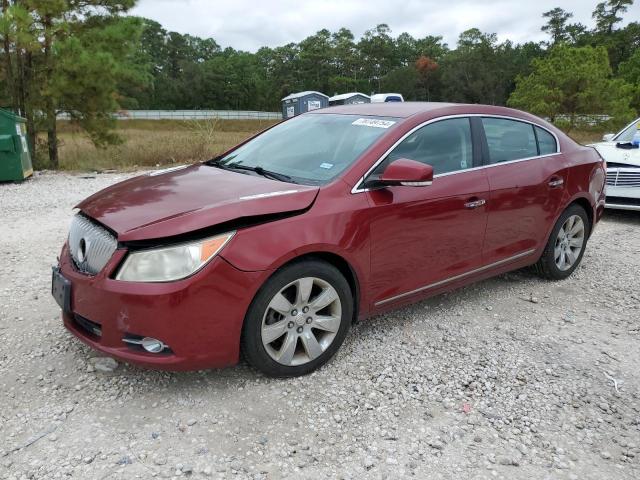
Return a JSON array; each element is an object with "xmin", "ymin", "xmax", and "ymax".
[{"xmin": 1, "ymin": 171, "xmax": 639, "ymax": 480}]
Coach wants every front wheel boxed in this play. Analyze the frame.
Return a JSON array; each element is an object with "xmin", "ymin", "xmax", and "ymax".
[
  {"xmin": 241, "ymin": 259, "xmax": 353, "ymax": 377},
  {"xmin": 534, "ymin": 204, "xmax": 590, "ymax": 280}
]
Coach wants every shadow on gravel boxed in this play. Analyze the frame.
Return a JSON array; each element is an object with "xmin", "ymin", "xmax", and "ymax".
[
  {"xmin": 603, "ymin": 209, "xmax": 640, "ymax": 225},
  {"xmin": 91, "ymin": 267, "xmax": 539, "ymax": 388},
  {"xmin": 353, "ymin": 268, "xmax": 534, "ymax": 339}
]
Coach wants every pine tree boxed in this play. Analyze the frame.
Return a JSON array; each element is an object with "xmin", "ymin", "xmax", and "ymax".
[{"xmin": 0, "ymin": 0, "xmax": 146, "ymax": 167}]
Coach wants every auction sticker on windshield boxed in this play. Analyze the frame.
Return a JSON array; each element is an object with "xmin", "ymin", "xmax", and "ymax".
[{"xmin": 352, "ymin": 118, "xmax": 396, "ymax": 128}]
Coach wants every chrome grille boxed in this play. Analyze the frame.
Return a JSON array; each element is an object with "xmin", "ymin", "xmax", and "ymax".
[
  {"xmin": 68, "ymin": 214, "xmax": 117, "ymax": 275},
  {"xmin": 606, "ymin": 168, "xmax": 640, "ymax": 187}
]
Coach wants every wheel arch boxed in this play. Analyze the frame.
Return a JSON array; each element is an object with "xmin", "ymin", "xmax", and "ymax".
[
  {"xmin": 567, "ymin": 196, "xmax": 594, "ymax": 236},
  {"xmin": 537, "ymin": 194, "xmax": 595, "ymax": 265},
  {"xmin": 251, "ymin": 251, "xmax": 361, "ymax": 324},
  {"xmin": 282, "ymin": 251, "xmax": 361, "ymax": 323}
]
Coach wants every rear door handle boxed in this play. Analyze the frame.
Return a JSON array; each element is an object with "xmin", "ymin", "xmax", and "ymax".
[
  {"xmin": 464, "ymin": 198, "xmax": 486, "ymax": 209},
  {"xmin": 548, "ymin": 177, "xmax": 564, "ymax": 188}
]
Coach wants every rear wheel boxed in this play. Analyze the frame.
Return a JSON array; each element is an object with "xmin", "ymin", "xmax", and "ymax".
[
  {"xmin": 241, "ymin": 260, "xmax": 352, "ymax": 377},
  {"xmin": 534, "ymin": 204, "xmax": 590, "ymax": 280}
]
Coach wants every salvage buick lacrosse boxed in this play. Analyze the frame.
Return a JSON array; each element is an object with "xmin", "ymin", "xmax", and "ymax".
[{"xmin": 52, "ymin": 103, "xmax": 606, "ymax": 377}]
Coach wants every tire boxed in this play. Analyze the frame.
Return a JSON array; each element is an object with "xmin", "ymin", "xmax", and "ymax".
[
  {"xmin": 533, "ymin": 204, "xmax": 590, "ymax": 280},
  {"xmin": 241, "ymin": 259, "xmax": 353, "ymax": 377}
]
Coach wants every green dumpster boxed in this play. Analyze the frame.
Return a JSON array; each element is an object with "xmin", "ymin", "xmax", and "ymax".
[{"xmin": 0, "ymin": 108, "xmax": 33, "ymax": 182}]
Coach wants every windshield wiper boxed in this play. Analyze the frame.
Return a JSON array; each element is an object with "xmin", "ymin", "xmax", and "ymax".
[{"xmin": 222, "ymin": 163, "xmax": 295, "ymax": 183}]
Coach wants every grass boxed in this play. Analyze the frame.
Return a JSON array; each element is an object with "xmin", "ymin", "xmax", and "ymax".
[
  {"xmin": 51, "ymin": 119, "xmax": 278, "ymax": 171},
  {"xmin": 564, "ymin": 129, "xmax": 607, "ymax": 145},
  {"xmin": 45, "ymin": 119, "xmax": 610, "ymax": 172}
]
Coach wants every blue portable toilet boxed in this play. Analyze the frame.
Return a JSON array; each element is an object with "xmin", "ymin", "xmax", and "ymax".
[
  {"xmin": 281, "ymin": 91, "xmax": 329, "ymax": 118},
  {"xmin": 328, "ymin": 92, "xmax": 371, "ymax": 106}
]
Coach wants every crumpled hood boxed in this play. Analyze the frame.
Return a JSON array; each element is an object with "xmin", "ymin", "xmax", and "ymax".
[
  {"xmin": 590, "ymin": 141, "xmax": 640, "ymax": 167},
  {"xmin": 77, "ymin": 164, "xmax": 319, "ymax": 242}
]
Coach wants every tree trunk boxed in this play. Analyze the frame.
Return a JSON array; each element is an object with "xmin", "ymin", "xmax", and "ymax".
[
  {"xmin": 1, "ymin": 0, "xmax": 17, "ymax": 111},
  {"xmin": 14, "ymin": 1, "xmax": 35, "ymax": 157},
  {"xmin": 15, "ymin": 43, "xmax": 25, "ymax": 117},
  {"xmin": 23, "ymin": 50, "xmax": 35, "ymax": 157},
  {"xmin": 43, "ymin": 14, "xmax": 58, "ymax": 168},
  {"xmin": 46, "ymin": 114, "xmax": 58, "ymax": 167}
]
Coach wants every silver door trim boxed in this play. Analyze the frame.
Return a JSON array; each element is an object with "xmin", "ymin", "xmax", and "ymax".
[
  {"xmin": 374, "ymin": 248, "xmax": 537, "ymax": 306},
  {"xmin": 351, "ymin": 113, "xmax": 561, "ymax": 194}
]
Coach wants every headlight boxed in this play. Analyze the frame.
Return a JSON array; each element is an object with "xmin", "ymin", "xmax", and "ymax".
[{"xmin": 115, "ymin": 232, "xmax": 235, "ymax": 282}]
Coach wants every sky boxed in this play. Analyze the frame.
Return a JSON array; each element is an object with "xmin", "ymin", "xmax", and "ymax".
[{"xmin": 130, "ymin": 0, "xmax": 639, "ymax": 51}]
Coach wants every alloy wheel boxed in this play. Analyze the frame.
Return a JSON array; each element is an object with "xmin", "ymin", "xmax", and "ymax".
[
  {"xmin": 554, "ymin": 214, "xmax": 585, "ymax": 271},
  {"xmin": 261, "ymin": 277, "xmax": 342, "ymax": 366}
]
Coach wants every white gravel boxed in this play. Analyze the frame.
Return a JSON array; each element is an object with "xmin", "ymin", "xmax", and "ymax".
[{"xmin": 1, "ymin": 171, "xmax": 639, "ymax": 479}]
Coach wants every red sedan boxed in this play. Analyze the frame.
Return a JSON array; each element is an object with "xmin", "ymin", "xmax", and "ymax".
[{"xmin": 52, "ymin": 103, "xmax": 606, "ymax": 377}]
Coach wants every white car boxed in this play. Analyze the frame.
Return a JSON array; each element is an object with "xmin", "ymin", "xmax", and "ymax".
[
  {"xmin": 370, "ymin": 93, "xmax": 404, "ymax": 103},
  {"xmin": 591, "ymin": 118, "xmax": 640, "ymax": 211}
]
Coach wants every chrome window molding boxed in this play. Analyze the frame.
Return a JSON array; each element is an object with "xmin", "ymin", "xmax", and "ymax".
[
  {"xmin": 374, "ymin": 249, "xmax": 536, "ymax": 306},
  {"xmin": 400, "ymin": 180, "xmax": 432, "ymax": 187},
  {"xmin": 351, "ymin": 113, "xmax": 561, "ymax": 194}
]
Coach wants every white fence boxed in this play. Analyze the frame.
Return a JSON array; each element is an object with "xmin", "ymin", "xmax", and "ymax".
[
  {"xmin": 57, "ymin": 110, "xmax": 613, "ymax": 124},
  {"xmin": 58, "ymin": 110, "xmax": 282, "ymax": 121},
  {"xmin": 553, "ymin": 114, "xmax": 611, "ymax": 126}
]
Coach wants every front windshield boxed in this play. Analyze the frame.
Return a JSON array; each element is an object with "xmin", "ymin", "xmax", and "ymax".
[
  {"xmin": 216, "ymin": 113, "xmax": 399, "ymax": 185},
  {"xmin": 615, "ymin": 119, "xmax": 640, "ymax": 142}
]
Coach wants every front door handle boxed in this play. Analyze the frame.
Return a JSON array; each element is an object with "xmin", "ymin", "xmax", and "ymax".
[
  {"xmin": 464, "ymin": 198, "xmax": 486, "ymax": 209},
  {"xmin": 548, "ymin": 177, "xmax": 564, "ymax": 188}
]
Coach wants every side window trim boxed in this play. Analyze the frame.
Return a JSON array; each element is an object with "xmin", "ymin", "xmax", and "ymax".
[
  {"xmin": 534, "ymin": 125, "xmax": 558, "ymax": 156},
  {"xmin": 472, "ymin": 117, "xmax": 491, "ymax": 167},
  {"xmin": 351, "ymin": 114, "xmax": 562, "ymax": 194},
  {"xmin": 532, "ymin": 126, "xmax": 542, "ymax": 156},
  {"xmin": 469, "ymin": 117, "xmax": 485, "ymax": 169},
  {"xmin": 367, "ymin": 116, "xmax": 474, "ymax": 182},
  {"xmin": 479, "ymin": 116, "xmax": 557, "ymax": 166}
]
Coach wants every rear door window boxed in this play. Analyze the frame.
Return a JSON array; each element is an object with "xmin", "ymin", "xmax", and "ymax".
[
  {"xmin": 535, "ymin": 126, "xmax": 557, "ymax": 155},
  {"xmin": 482, "ymin": 118, "xmax": 537, "ymax": 164}
]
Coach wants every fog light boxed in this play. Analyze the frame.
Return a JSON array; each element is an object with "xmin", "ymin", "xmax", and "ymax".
[{"xmin": 141, "ymin": 337, "xmax": 166, "ymax": 353}]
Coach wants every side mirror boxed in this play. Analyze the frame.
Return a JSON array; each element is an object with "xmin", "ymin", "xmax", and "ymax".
[
  {"xmin": 602, "ymin": 133, "xmax": 615, "ymax": 142},
  {"xmin": 379, "ymin": 158, "xmax": 434, "ymax": 187}
]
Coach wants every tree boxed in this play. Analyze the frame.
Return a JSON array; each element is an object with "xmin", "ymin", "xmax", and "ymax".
[
  {"xmin": 619, "ymin": 49, "xmax": 640, "ymax": 110},
  {"xmin": 593, "ymin": 0, "xmax": 634, "ymax": 34},
  {"xmin": 256, "ymin": 43, "xmax": 301, "ymax": 100},
  {"xmin": 298, "ymin": 29, "xmax": 334, "ymax": 92},
  {"xmin": 89, "ymin": 18, "xmax": 638, "ymax": 119},
  {"xmin": 415, "ymin": 56, "xmax": 438, "ymax": 101},
  {"xmin": 395, "ymin": 32, "xmax": 418, "ymax": 67},
  {"xmin": 51, "ymin": 16, "xmax": 149, "ymax": 146},
  {"xmin": 358, "ymin": 24, "xmax": 397, "ymax": 92},
  {"xmin": 380, "ymin": 66, "xmax": 419, "ymax": 100},
  {"xmin": 331, "ymin": 28, "xmax": 358, "ymax": 81},
  {"xmin": 588, "ymin": 1, "xmax": 638, "ymax": 71},
  {"xmin": 415, "ymin": 35, "xmax": 448, "ymax": 61},
  {"xmin": 0, "ymin": 0, "xmax": 146, "ymax": 167},
  {"xmin": 508, "ymin": 45, "xmax": 635, "ymax": 129},
  {"xmin": 542, "ymin": 7, "xmax": 574, "ymax": 45},
  {"xmin": 440, "ymin": 29, "xmax": 509, "ymax": 105}
]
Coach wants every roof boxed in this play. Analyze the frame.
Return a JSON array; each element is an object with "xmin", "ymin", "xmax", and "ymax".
[
  {"xmin": 0, "ymin": 108, "xmax": 26, "ymax": 122},
  {"xmin": 328, "ymin": 92, "xmax": 370, "ymax": 101},
  {"xmin": 309, "ymin": 102, "xmax": 555, "ymax": 124},
  {"xmin": 312, "ymin": 102, "xmax": 458, "ymax": 118},
  {"xmin": 281, "ymin": 91, "xmax": 329, "ymax": 101}
]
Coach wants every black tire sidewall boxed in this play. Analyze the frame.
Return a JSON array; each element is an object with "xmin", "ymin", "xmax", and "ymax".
[
  {"xmin": 241, "ymin": 260, "xmax": 353, "ymax": 377},
  {"xmin": 542, "ymin": 204, "xmax": 590, "ymax": 280}
]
